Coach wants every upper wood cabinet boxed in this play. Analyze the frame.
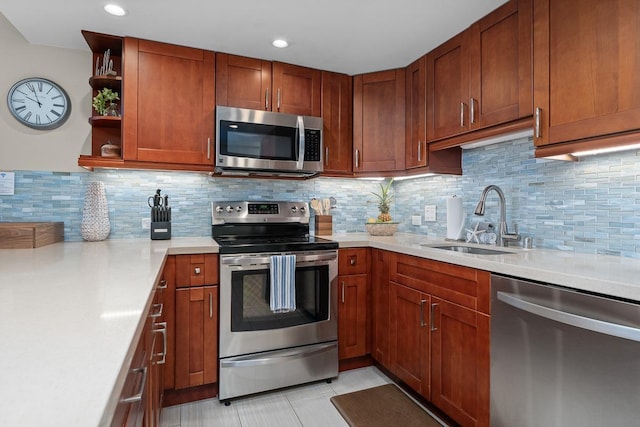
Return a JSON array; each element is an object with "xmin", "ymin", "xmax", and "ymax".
[
  {"xmin": 533, "ymin": 0, "xmax": 640, "ymax": 156},
  {"xmin": 122, "ymin": 38, "xmax": 215, "ymax": 169},
  {"xmin": 405, "ymin": 56, "xmax": 427, "ymax": 169},
  {"xmin": 321, "ymin": 71, "xmax": 353, "ymax": 175},
  {"xmin": 353, "ymin": 69, "xmax": 406, "ymax": 173},
  {"xmin": 427, "ymin": 0, "xmax": 532, "ymax": 145},
  {"xmin": 216, "ymin": 53, "xmax": 321, "ymax": 116}
]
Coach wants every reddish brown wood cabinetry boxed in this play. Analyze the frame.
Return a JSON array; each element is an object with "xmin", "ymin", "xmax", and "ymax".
[
  {"xmin": 405, "ymin": 56, "xmax": 427, "ymax": 169},
  {"xmin": 370, "ymin": 249, "xmax": 391, "ymax": 370},
  {"xmin": 533, "ymin": 0, "xmax": 640, "ymax": 156},
  {"xmin": 428, "ymin": 0, "xmax": 532, "ymax": 148},
  {"xmin": 123, "ymin": 38, "xmax": 215, "ymax": 169},
  {"xmin": 216, "ymin": 53, "xmax": 321, "ymax": 117},
  {"xmin": 174, "ymin": 254, "xmax": 219, "ymax": 390},
  {"xmin": 337, "ymin": 249, "xmax": 370, "ymax": 360},
  {"xmin": 321, "ymin": 71, "xmax": 353, "ymax": 175},
  {"xmin": 353, "ymin": 69, "xmax": 406, "ymax": 173}
]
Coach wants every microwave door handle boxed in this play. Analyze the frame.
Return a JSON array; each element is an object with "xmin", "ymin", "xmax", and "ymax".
[{"xmin": 296, "ymin": 115, "xmax": 305, "ymax": 170}]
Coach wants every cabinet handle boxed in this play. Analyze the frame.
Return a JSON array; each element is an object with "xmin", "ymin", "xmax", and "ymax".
[
  {"xmin": 417, "ymin": 141, "xmax": 422, "ymax": 162},
  {"xmin": 535, "ymin": 107, "xmax": 542, "ymax": 138},
  {"xmin": 207, "ymin": 137, "xmax": 211, "ymax": 160},
  {"xmin": 470, "ymin": 98, "xmax": 476, "ymax": 124},
  {"xmin": 430, "ymin": 303, "xmax": 438, "ymax": 331},
  {"xmin": 194, "ymin": 267, "xmax": 201, "ymax": 275},
  {"xmin": 120, "ymin": 366, "xmax": 148, "ymax": 404},
  {"xmin": 419, "ymin": 299, "xmax": 427, "ymax": 327},
  {"xmin": 158, "ymin": 279, "xmax": 168, "ymax": 289},
  {"xmin": 209, "ymin": 291, "xmax": 213, "ymax": 318},
  {"xmin": 460, "ymin": 102, "xmax": 465, "ymax": 127},
  {"xmin": 153, "ymin": 321, "xmax": 167, "ymax": 365},
  {"xmin": 277, "ymin": 88, "xmax": 281, "ymax": 111},
  {"xmin": 265, "ymin": 88, "xmax": 269, "ymax": 110},
  {"xmin": 150, "ymin": 303, "xmax": 163, "ymax": 318},
  {"xmin": 341, "ymin": 281, "xmax": 345, "ymax": 304},
  {"xmin": 355, "ymin": 149, "xmax": 360, "ymax": 168},
  {"xmin": 325, "ymin": 147, "xmax": 329, "ymax": 166}
]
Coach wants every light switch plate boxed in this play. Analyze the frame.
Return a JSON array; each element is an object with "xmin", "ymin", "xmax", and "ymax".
[
  {"xmin": 141, "ymin": 218, "xmax": 151, "ymax": 229},
  {"xmin": 424, "ymin": 205, "xmax": 437, "ymax": 222},
  {"xmin": 411, "ymin": 215, "xmax": 421, "ymax": 225}
]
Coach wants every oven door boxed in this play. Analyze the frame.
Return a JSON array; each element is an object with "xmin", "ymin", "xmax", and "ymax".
[{"xmin": 219, "ymin": 250, "xmax": 338, "ymax": 358}]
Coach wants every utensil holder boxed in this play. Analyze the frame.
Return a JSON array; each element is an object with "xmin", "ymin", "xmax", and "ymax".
[{"xmin": 315, "ymin": 215, "xmax": 332, "ymax": 236}]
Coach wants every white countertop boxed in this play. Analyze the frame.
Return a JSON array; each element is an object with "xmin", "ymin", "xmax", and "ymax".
[{"xmin": 1, "ymin": 233, "xmax": 639, "ymax": 426}]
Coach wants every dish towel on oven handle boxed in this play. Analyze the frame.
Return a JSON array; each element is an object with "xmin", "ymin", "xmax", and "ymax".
[{"xmin": 270, "ymin": 254, "xmax": 297, "ymax": 313}]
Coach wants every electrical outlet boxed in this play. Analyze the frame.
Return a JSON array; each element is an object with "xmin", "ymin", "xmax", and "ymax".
[
  {"xmin": 411, "ymin": 215, "xmax": 422, "ymax": 225},
  {"xmin": 141, "ymin": 218, "xmax": 151, "ymax": 229},
  {"xmin": 424, "ymin": 205, "xmax": 437, "ymax": 222}
]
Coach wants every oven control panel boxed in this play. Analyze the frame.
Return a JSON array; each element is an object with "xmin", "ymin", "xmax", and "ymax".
[{"xmin": 212, "ymin": 201, "xmax": 309, "ymax": 224}]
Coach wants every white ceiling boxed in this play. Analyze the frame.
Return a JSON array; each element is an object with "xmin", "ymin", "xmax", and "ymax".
[{"xmin": 0, "ymin": 0, "xmax": 508, "ymax": 75}]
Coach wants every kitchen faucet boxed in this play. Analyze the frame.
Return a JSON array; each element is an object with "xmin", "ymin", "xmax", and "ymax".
[{"xmin": 474, "ymin": 185, "xmax": 520, "ymax": 247}]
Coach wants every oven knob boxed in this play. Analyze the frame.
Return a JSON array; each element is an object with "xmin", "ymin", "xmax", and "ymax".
[
  {"xmin": 300, "ymin": 206, "xmax": 306, "ymax": 213},
  {"xmin": 236, "ymin": 206, "xmax": 242, "ymax": 212},
  {"xmin": 291, "ymin": 206, "xmax": 297, "ymax": 213},
  {"xmin": 215, "ymin": 205, "xmax": 224, "ymax": 213},
  {"xmin": 226, "ymin": 205, "xmax": 234, "ymax": 213}
]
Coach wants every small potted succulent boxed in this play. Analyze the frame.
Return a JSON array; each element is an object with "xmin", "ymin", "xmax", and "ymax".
[
  {"xmin": 92, "ymin": 88, "xmax": 120, "ymax": 116},
  {"xmin": 366, "ymin": 178, "xmax": 399, "ymax": 236}
]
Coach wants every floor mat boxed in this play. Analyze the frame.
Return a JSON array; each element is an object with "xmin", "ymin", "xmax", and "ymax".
[{"xmin": 330, "ymin": 384, "xmax": 443, "ymax": 427}]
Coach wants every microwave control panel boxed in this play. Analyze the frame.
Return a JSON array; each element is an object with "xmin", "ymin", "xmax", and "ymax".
[{"xmin": 304, "ymin": 129, "xmax": 321, "ymax": 161}]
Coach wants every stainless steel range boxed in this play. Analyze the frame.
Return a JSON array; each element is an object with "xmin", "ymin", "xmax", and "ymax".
[{"xmin": 212, "ymin": 201, "xmax": 339, "ymax": 402}]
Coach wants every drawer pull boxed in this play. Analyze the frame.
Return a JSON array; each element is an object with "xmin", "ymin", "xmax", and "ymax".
[
  {"xmin": 149, "ymin": 303, "xmax": 163, "ymax": 318},
  {"xmin": 153, "ymin": 322, "xmax": 167, "ymax": 365},
  {"xmin": 120, "ymin": 366, "xmax": 147, "ymax": 404}
]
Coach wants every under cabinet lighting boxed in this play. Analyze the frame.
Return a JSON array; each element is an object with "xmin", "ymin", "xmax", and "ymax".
[
  {"xmin": 394, "ymin": 173, "xmax": 436, "ymax": 181},
  {"xmin": 104, "ymin": 4, "xmax": 127, "ymax": 16},
  {"xmin": 572, "ymin": 143, "xmax": 640, "ymax": 157}
]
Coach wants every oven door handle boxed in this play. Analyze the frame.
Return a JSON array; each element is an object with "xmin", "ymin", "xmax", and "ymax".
[
  {"xmin": 221, "ymin": 252, "xmax": 337, "ymax": 266},
  {"xmin": 220, "ymin": 342, "xmax": 336, "ymax": 368}
]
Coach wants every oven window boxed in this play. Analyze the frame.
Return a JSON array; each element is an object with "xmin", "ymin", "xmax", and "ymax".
[
  {"xmin": 220, "ymin": 121, "xmax": 298, "ymax": 160},
  {"xmin": 230, "ymin": 265, "xmax": 329, "ymax": 331}
]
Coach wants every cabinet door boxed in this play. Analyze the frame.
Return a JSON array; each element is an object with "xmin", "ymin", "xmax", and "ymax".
[
  {"xmin": 371, "ymin": 249, "xmax": 391, "ymax": 369},
  {"xmin": 123, "ymin": 38, "xmax": 215, "ymax": 166},
  {"xmin": 321, "ymin": 71, "xmax": 353, "ymax": 175},
  {"xmin": 405, "ymin": 56, "xmax": 427, "ymax": 169},
  {"xmin": 338, "ymin": 274, "xmax": 368, "ymax": 360},
  {"xmin": 470, "ymin": 0, "xmax": 532, "ymax": 129},
  {"xmin": 427, "ymin": 31, "xmax": 470, "ymax": 141},
  {"xmin": 389, "ymin": 282, "xmax": 430, "ymax": 399},
  {"xmin": 175, "ymin": 285, "xmax": 218, "ymax": 389},
  {"xmin": 431, "ymin": 298, "xmax": 490, "ymax": 427},
  {"xmin": 216, "ymin": 53, "xmax": 272, "ymax": 110},
  {"xmin": 534, "ymin": 0, "xmax": 640, "ymax": 147},
  {"xmin": 353, "ymin": 69, "xmax": 406, "ymax": 172},
  {"xmin": 272, "ymin": 62, "xmax": 322, "ymax": 116}
]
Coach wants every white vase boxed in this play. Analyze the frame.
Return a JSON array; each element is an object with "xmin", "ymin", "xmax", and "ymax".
[{"xmin": 81, "ymin": 181, "xmax": 111, "ymax": 241}]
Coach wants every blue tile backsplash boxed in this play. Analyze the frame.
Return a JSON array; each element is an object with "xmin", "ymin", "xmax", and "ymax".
[{"xmin": 1, "ymin": 136, "xmax": 639, "ymax": 258}]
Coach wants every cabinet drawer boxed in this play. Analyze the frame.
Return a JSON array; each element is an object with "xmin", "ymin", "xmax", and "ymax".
[
  {"xmin": 338, "ymin": 248, "xmax": 370, "ymax": 275},
  {"xmin": 176, "ymin": 254, "xmax": 218, "ymax": 288}
]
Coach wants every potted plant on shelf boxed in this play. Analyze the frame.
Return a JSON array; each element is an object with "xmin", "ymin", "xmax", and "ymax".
[
  {"xmin": 366, "ymin": 178, "xmax": 399, "ymax": 236},
  {"xmin": 92, "ymin": 88, "xmax": 120, "ymax": 116}
]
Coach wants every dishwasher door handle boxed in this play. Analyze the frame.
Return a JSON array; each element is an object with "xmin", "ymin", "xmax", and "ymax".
[{"xmin": 497, "ymin": 291, "xmax": 640, "ymax": 343}]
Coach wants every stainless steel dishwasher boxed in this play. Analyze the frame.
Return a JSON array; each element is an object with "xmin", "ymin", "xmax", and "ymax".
[{"xmin": 491, "ymin": 274, "xmax": 640, "ymax": 427}]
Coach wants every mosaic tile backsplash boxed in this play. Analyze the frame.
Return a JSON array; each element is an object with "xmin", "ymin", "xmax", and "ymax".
[{"xmin": 1, "ymin": 136, "xmax": 639, "ymax": 258}]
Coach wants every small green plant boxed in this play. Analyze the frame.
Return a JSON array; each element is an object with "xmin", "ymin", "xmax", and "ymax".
[{"xmin": 92, "ymin": 88, "xmax": 120, "ymax": 115}]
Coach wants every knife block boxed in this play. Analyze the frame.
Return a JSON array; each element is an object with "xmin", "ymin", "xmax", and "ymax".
[
  {"xmin": 315, "ymin": 215, "xmax": 332, "ymax": 236},
  {"xmin": 150, "ymin": 206, "xmax": 171, "ymax": 240}
]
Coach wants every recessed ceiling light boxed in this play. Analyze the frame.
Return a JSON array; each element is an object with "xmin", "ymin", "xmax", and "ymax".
[
  {"xmin": 272, "ymin": 39, "xmax": 289, "ymax": 48},
  {"xmin": 104, "ymin": 4, "xmax": 127, "ymax": 16}
]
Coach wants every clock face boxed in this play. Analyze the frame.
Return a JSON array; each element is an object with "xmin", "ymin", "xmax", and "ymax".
[{"xmin": 7, "ymin": 77, "xmax": 71, "ymax": 130}]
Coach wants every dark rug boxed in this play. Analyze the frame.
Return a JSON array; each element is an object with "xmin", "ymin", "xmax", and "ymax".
[{"xmin": 330, "ymin": 384, "xmax": 443, "ymax": 427}]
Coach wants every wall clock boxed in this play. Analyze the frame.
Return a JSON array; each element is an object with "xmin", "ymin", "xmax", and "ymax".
[{"xmin": 6, "ymin": 77, "xmax": 71, "ymax": 130}]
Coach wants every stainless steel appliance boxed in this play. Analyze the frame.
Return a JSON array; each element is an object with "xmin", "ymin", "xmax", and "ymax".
[
  {"xmin": 491, "ymin": 274, "xmax": 640, "ymax": 427},
  {"xmin": 215, "ymin": 106, "xmax": 323, "ymax": 178},
  {"xmin": 212, "ymin": 201, "xmax": 338, "ymax": 402}
]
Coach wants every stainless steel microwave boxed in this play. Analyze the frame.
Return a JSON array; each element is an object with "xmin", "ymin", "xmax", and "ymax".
[{"xmin": 215, "ymin": 106, "xmax": 323, "ymax": 178}]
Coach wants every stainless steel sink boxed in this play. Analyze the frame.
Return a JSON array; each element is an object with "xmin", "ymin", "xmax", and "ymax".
[{"xmin": 421, "ymin": 244, "xmax": 516, "ymax": 255}]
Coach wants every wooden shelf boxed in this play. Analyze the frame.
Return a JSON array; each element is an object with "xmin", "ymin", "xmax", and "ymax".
[
  {"xmin": 88, "ymin": 116, "xmax": 121, "ymax": 127},
  {"xmin": 82, "ymin": 30, "xmax": 123, "ymax": 56},
  {"xmin": 89, "ymin": 75, "xmax": 122, "ymax": 91}
]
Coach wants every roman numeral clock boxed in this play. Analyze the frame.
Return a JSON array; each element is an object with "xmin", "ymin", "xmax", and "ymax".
[{"xmin": 7, "ymin": 77, "xmax": 71, "ymax": 130}]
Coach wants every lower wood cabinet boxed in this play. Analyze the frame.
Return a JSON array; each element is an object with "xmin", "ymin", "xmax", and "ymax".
[
  {"xmin": 337, "ymin": 274, "xmax": 368, "ymax": 359},
  {"xmin": 175, "ymin": 285, "xmax": 218, "ymax": 389},
  {"xmin": 371, "ymin": 249, "xmax": 391, "ymax": 370}
]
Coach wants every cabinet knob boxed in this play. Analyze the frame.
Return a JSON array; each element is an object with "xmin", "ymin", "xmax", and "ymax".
[
  {"xmin": 349, "ymin": 258, "xmax": 356, "ymax": 266},
  {"xmin": 194, "ymin": 267, "xmax": 201, "ymax": 275}
]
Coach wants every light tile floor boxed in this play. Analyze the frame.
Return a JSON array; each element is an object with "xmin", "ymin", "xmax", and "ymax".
[{"xmin": 159, "ymin": 366, "xmax": 447, "ymax": 427}]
